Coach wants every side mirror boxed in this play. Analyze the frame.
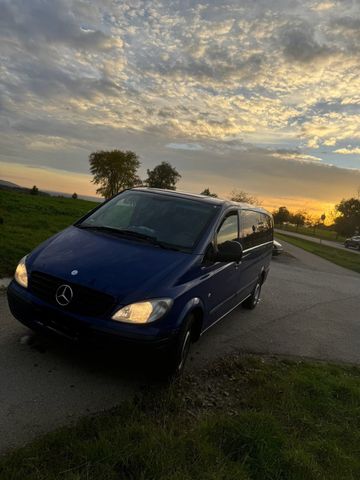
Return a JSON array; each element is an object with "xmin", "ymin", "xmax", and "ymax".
[{"xmin": 215, "ymin": 240, "xmax": 243, "ymax": 263}]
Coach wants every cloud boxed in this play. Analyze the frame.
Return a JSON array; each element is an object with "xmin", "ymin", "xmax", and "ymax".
[
  {"xmin": 1, "ymin": 0, "xmax": 359, "ymax": 146},
  {"xmin": 270, "ymin": 151, "xmax": 323, "ymax": 163},
  {"xmin": 0, "ymin": 0, "xmax": 119, "ymax": 52},
  {"xmin": 332, "ymin": 16, "xmax": 360, "ymax": 34},
  {"xmin": 166, "ymin": 143, "xmax": 204, "ymax": 151},
  {"xmin": 0, "ymin": 0, "xmax": 359, "ymax": 209},
  {"xmin": 300, "ymin": 113, "xmax": 360, "ymax": 148},
  {"xmin": 334, "ymin": 147, "xmax": 360, "ymax": 154},
  {"xmin": 280, "ymin": 22, "xmax": 334, "ymax": 63},
  {"xmin": 311, "ymin": 2, "xmax": 336, "ymax": 11}
]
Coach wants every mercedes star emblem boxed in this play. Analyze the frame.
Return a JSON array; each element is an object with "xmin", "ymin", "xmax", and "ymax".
[{"xmin": 55, "ymin": 284, "xmax": 73, "ymax": 306}]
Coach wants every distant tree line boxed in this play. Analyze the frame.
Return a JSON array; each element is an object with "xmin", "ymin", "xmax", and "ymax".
[
  {"xmin": 200, "ymin": 188, "xmax": 218, "ymax": 198},
  {"xmin": 272, "ymin": 206, "xmax": 307, "ymax": 228},
  {"xmin": 29, "ymin": 185, "xmax": 79, "ymax": 201},
  {"xmin": 273, "ymin": 198, "xmax": 360, "ymax": 237},
  {"xmin": 200, "ymin": 188, "xmax": 260, "ymax": 205}
]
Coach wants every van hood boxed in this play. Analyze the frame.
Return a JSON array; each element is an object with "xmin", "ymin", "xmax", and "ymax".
[{"xmin": 28, "ymin": 226, "xmax": 191, "ymax": 301}]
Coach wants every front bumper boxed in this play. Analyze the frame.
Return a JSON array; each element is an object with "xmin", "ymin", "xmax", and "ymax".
[{"xmin": 7, "ymin": 281, "xmax": 177, "ymax": 351}]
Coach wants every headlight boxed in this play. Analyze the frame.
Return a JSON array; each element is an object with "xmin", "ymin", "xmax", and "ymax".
[
  {"xmin": 14, "ymin": 255, "xmax": 28, "ymax": 288},
  {"xmin": 112, "ymin": 298, "xmax": 173, "ymax": 324}
]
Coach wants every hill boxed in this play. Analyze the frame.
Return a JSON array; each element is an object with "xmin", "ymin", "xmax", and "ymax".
[
  {"xmin": 0, "ymin": 180, "xmax": 50, "ymax": 196},
  {"xmin": 0, "ymin": 188, "xmax": 97, "ymax": 277},
  {"xmin": 0, "ymin": 179, "xmax": 21, "ymax": 188},
  {"xmin": 0, "ymin": 179, "xmax": 100, "ymax": 202}
]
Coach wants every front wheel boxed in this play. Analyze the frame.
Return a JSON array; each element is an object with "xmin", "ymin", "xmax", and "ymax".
[
  {"xmin": 162, "ymin": 315, "xmax": 194, "ymax": 379},
  {"xmin": 242, "ymin": 280, "xmax": 262, "ymax": 310}
]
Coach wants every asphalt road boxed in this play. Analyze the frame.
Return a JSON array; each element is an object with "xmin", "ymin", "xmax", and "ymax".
[
  {"xmin": 1, "ymin": 240, "xmax": 360, "ymax": 453},
  {"xmin": 275, "ymin": 228, "xmax": 360, "ymax": 254}
]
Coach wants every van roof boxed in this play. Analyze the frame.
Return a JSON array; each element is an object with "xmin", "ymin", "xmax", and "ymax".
[{"xmin": 131, "ymin": 187, "xmax": 271, "ymax": 215}]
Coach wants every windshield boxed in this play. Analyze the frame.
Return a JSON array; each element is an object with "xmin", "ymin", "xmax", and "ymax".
[{"xmin": 78, "ymin": 190, "xmax": 220, "ymax": 251}]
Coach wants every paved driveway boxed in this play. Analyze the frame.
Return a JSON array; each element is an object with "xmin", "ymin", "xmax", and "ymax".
[
  {"xmin": 275, "ymin": 228, "xmax": 360, "ymax": 254},
  {"xmin": 1, "ymin": 240, "xmax": 359, "ymax": 453}
]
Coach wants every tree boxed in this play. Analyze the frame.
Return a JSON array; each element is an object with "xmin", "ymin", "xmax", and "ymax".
[
  {"xmin": 89, "ymin": 150, "xmax": 141, "ymax": 199},
  {"xmin": 30, "ymin": 185, "xmax": 39, "ymax": 195},
  {"xmin": 334, "ymin": 198, "xmax": 360, "ymax": 236},
  {"xmin": 200, "ymin": 188, "xmax": 218, "ymax": 198},
  {"xmin": 146, "ymin": 161, "xmax": 181, "ymax": 190},
  {"xmin": 72, "ymin": 192, "xmax": 78, "ymax": 199},
  {"xmin": 230, "ymin": 189, "xmax": 259, "ymax": 205},
  {"xmin": 272, "ymin": 206, "xmax": 291, "ymax": 225},
  {"xmin": 291, "ymin": 211, "xmax": 307, "ymax": 228}
]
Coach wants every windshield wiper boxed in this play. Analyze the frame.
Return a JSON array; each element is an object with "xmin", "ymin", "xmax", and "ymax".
[
  {"xmin": 78, "ymin": 225, "xmax": 183, "ymax": 251},
  {"xmin": 78, "ymin": 225, "xmax": 128, "ymax": 235},
  {"xmin": 115, "ymin": 228, "xmax": 157, "ymax": 241},
  {"xmin": 78, "ymin": 225, "xmax": 154, "ymax": 240},
  {"xmin": 116, "ymin": 229, "xmax": 184, "ymax": 251}
]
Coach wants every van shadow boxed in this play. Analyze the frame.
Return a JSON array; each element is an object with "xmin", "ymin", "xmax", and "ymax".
[{"xmin": 23, "ymin": 329, "xmax": 169, "ymax": 385}]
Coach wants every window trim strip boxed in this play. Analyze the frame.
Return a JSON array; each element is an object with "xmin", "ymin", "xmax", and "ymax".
[{"xmin": 242, "ymin": 240, "xmax": 273, "ymax": 254}]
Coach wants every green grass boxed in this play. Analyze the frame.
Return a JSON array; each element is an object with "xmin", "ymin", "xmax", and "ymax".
[
  {"xmin": 0, "ymin": 189, "xmax": 98, "ymax": 277},
  {"xmin": 1, "ymin": 355, "xmax": 360, "ymax": 479},
  {"xmin": 276, "ymin": 224, "xmax": 345, "ymax": 243},
  {"xmin": 276, "ymin": 232, "xmax": 360, "ymax": 274}
]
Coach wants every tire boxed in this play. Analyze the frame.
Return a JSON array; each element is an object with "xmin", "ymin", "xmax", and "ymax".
[
  {"xmin": 344, "ymin": 242, "xmax": 349, "ymax": 248},
  {"xmin": 163, "ymin": 314, "xmax": 194, "ymax": 379},
  {"xmin": 242, "ymin": 279, "xmax": 262, "ymax": 310}
]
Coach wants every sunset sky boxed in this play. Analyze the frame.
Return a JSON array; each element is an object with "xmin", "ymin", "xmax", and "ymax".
[{"xmin": 1, "ymin": 0, "xmax": 360, "ymax": 217}]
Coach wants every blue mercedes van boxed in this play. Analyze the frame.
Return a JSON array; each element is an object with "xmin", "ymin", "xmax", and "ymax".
[{"xmin": 7, "ymin": 188, "xmax": 273, "ymax": 375}]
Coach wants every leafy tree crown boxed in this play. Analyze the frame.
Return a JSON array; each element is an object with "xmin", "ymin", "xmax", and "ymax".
[
  {"xmin": 89, "ymin": 150, "xmax": 141, "ymax": 199},
  {"xmin": 146, "ymin": 161, "xmax": 181, "ymax": 190}
]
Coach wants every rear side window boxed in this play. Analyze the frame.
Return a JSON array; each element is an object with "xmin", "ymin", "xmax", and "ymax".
[
  {"xmin": 240, "ymin": 210, "xmax": 258, "ymax": 249},
  {"xmin": 216, "ymin": 212, "xmax": 239, "ymax": 248},
  {"xmin": 260, "ymin": 213, "xmax": 273, "ymax": 243},
  {"xmin": 240, "ymin": 210, "xmax": 273, "ymax": 249}
]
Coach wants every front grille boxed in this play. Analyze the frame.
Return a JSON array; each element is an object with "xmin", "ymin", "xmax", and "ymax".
[{"xmin": 29, "ymin": 271, "xmax": 116, "ymax": 317}]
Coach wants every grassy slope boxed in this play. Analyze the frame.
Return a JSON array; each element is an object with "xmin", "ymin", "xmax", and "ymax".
[
  {"xmin": 0, "ymin": 189, "xmax": 97, "ymax": 277},
  {"xmin": 0, "ymin": 355, "xmax": 360, "ymax": 479},
  {"xmin": 276, "ymin": 225, "xmax": 345, "ymax": 243},
  {"xmin": 276, "ymin": 232, "xmax": 360, "ymax": 274}
]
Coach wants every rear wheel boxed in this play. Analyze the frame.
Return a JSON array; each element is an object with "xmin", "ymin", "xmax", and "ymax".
[
  {"xmin": 242, "ymin": 280, "xmax": 262, "ymax": 310},
  {"xmin": 344, "ymin": 242, "xmax": 349, "ymax": 248}
]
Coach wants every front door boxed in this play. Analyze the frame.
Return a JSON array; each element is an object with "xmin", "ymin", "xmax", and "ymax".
[{"xmin": 202, "ymin": 211, "xmax": 242, "ymax": 329}]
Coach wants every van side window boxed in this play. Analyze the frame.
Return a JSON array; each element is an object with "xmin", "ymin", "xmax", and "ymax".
[
  {"xmin": 260, "ymin": 213, "xmax": 273, "ymax": 243},
  {"xmin": 240, "ymin": 211, "xmax": 273, "ymax": 249},
  {"xmin": 240, "ymin": 210, "xmax": 258, "ymax": 249},
  {"xmin": 216, "ymin": 213, "xmax": 239, "ymax": 248}
]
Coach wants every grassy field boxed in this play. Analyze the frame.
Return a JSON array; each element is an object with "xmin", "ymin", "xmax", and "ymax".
[
  {"xmin": 276, "ymin": 232, "xmax": 360, "ymax": 274},
  {"xmin": 0, "ymin": 355, "xmax": 360, "ymax": 479},
  {"xmin": 276, "ymin": 224, "xmax": 345, "ymax": 243},
  {"xmin": 0, "ymin": 189, "xmax": 98, "ymax": 277}
]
